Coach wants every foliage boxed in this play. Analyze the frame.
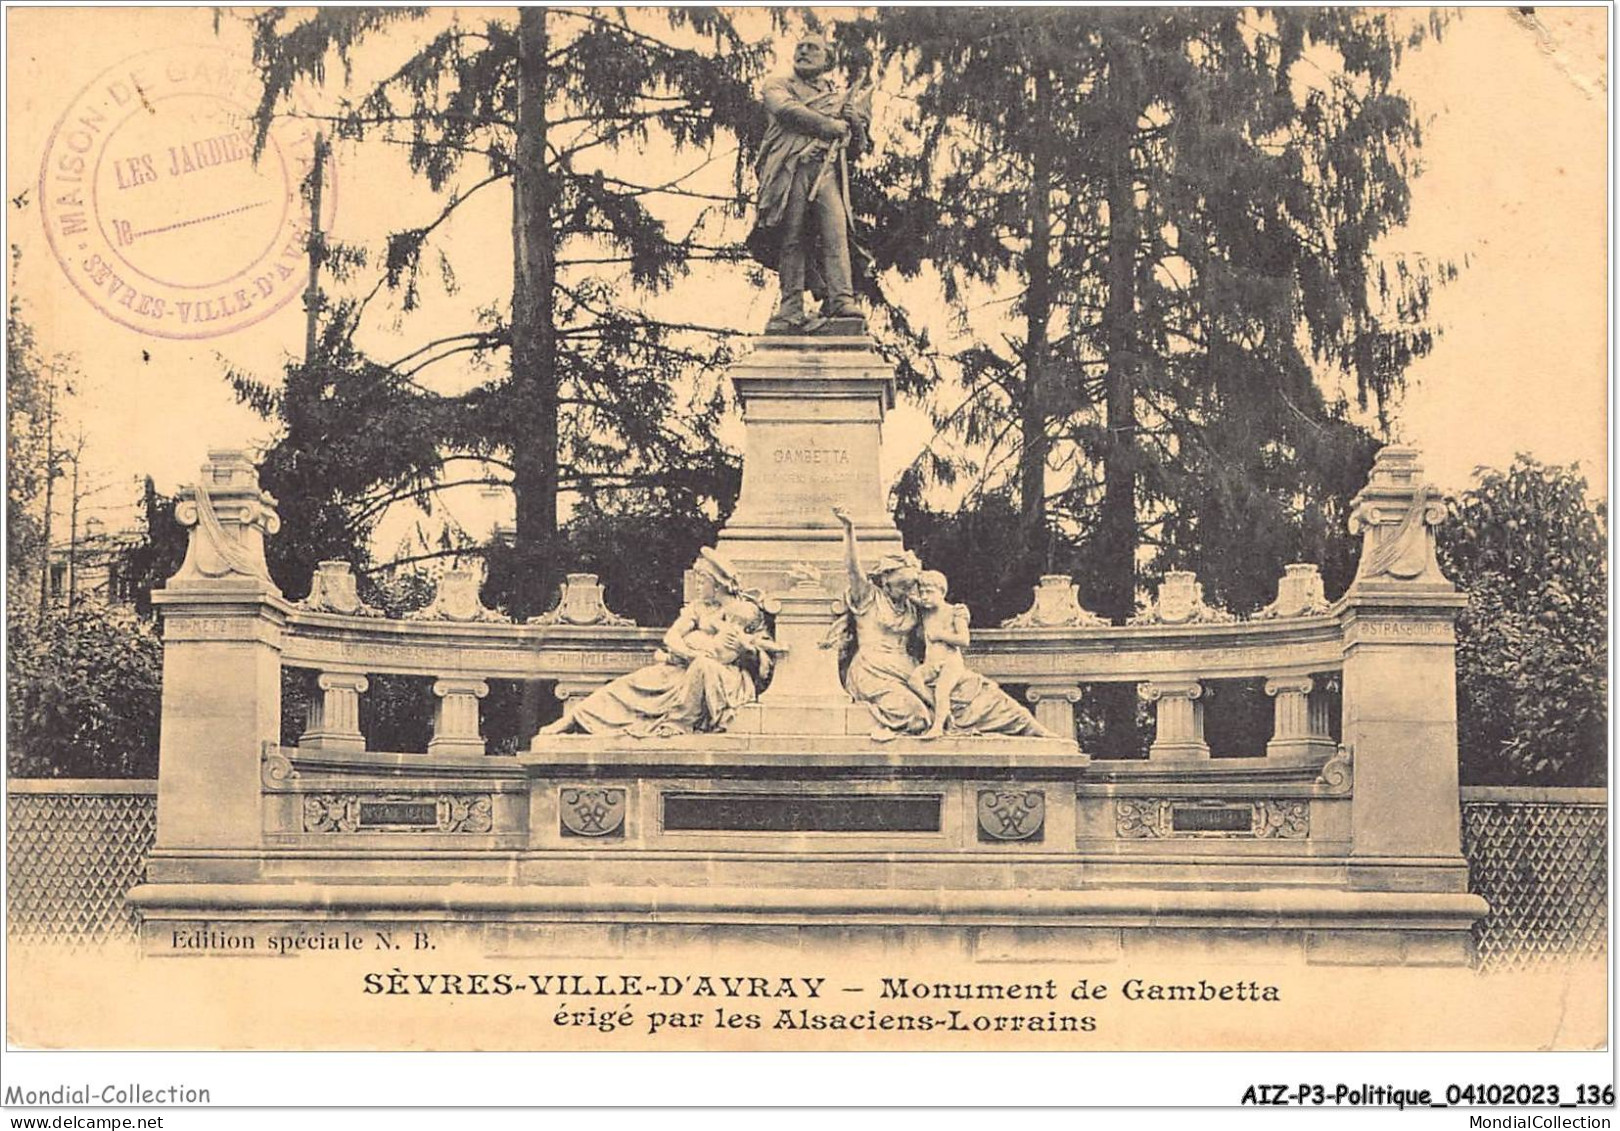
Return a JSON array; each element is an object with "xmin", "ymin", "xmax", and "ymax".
[
  {"xmin": 240, "ymin": 8, "xmax": 776, "ymax": 615},
  {"xmin": 118, "ymin": 477, "xmax": 189, "ymax": 617},
  {"xmin": 859, "ymin": 9, "xmax": 1445, "ymax": 621},
  {"xmin": 545, "ymin": 472, "xmax": 738, "ymax": 628},
  {"xmin": 1438, "ymin": 458, "xmax": 1607, "ymax": 787},
  {"xmin": 225, "ymin": 312, "xmax": 460, "ymax": 598},
  {"xmin": 7, "ymin": 604, "xmax": 163, "ymax": 779},
  {"xmin": 6, "ymin": 290, "xmax": 48, "ymax": 591}
]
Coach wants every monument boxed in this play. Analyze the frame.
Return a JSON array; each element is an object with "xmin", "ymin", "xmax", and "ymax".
[{"xmin": 127, "ymin": 38, "xmax": 1486, "ymax": 967}]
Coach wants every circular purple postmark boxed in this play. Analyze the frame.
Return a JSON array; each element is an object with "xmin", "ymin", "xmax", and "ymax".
[{"xmin": 40, "ymin": 43, "xmax": 336, "ymax": 340}]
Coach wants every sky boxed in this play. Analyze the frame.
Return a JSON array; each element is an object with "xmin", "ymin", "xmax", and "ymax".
[{"xmin": 5, "ymin": 6, "xmax": 1610, "ymax": 553}]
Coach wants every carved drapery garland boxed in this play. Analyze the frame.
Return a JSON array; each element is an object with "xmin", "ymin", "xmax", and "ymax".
[{"xmin": 175, "ymin": 480, "xmax": 280, "ymax": 582}]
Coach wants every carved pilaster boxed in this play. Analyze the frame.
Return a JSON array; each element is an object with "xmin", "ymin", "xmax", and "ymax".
[
  {"xmin": 429, "ymin": 678, "xmax": 489, "ymax": 757},
  {"xmin": 300, "ymin": 671, "xmax": 369, "ymax": 753},
  {"xmin": 1140, "ymin": 679, "xmax": 1209, "ymax": 760}
]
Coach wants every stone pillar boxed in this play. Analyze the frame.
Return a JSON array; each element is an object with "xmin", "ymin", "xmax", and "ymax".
[
  {"xmin": 1025, "ymin": 683, "xmax": 1082, "ymax": 739},
  {"xmin": 715, "ymin": 332, "xmax": 905, "ymax": 595},
  {"xmin": 750, "ymin": 569, "xmax": 853, "ymax": 734},
  {"xmin": 1341, "ymin": 446, "xmax": 1470, "ymax": 885},
  {"xmin": 1141, "ymin": 680, "xmax": 1208, "ymax": 760},
  {"xmin": 300, "ymin": 671, "xmax": 369, "ymax": 752},
  {"xmin": 150, "ymin": 450, "xmax": 285, "ymax": 874},
  {"xmin": 1264, "ymin": 676, "xmax": 1336, "ymax": 761},
  {"xmin": 430, "ymin": 678, "xmax": 490, "ymax": 756}
]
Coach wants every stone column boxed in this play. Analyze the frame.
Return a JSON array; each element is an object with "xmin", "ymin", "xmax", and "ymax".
[
  {"xmin": 300, "ymin": 671, "xmax": 369, "ymax": 752},
  {"xmin": 1141, "ymin": 680, "xmax": 1208, "ymax": 760},
  {"xmin": 430, "ymin": 678, "xmax": 490, "ymax": 756},
  {"xmin": 1024, "ymin": 683, "xmax": 1082, "ymax": 739},
  {"xmin": 1340, "ymin": 446, "xmax": 1470, "ymax": 887},
  {"xmin": 1264, "ymin": 676, "xmax": 1335, "ymax": 761},
  {"xmin": 149, "ymin": 450, "xmax": 285, "ymax": 877}
]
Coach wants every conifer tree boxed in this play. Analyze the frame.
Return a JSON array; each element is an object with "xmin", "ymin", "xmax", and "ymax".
[
  {"xmin": 864, "ymin": 8, "xmax": 1448, "ymax": 620},
  {"xmin": 241, "ymin": 8, "xmax": 774, "ymax": 615}
]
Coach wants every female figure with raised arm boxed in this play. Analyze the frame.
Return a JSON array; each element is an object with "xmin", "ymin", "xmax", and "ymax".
[
  {"xmin": 539, "ymin": 549, "xmax": 785, "ymax": 738},
  {"xmin": 828, "ymin": 507, "xmax": 930, "ymax": 737}
]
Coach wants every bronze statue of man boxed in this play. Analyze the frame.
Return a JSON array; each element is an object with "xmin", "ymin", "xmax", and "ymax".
[{"xmin": 746, "ymin": 32, "xmax": 871, "ymax": 334}]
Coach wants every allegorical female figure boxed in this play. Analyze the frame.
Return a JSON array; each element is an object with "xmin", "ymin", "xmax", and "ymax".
[
  {"xmin": 827, "ymin": 509, "xmax": 1053, "ymax": 740},
  {"xmin": 540, "ymin": 549, "xmax": 785, "ymax": 738},
  {"xmin": 827, "ymin": 507, "xmax": 931, "ymax": 737}
]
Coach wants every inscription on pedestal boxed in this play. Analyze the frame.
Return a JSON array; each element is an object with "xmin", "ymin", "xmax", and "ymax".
[
  {"xmin": 302, "ymin": 793, "xmax": 493, "ymax": 833},
  {"xmin": 1115, "ymin": 798, "xmax": 1310, "ymax": 840},
  {"xmin": 662, "ymin": 793, "xmax": 941, "ymax": 833}
]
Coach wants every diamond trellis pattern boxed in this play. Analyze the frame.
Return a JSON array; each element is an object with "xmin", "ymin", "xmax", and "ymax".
[
  {"xmin": 1462, "ymin": 800, "xmax": 1608, "ymax": 972},
  {"xmin": 6, "ymin": 790, "xmax": 156, "ymax": 948},
  {"xmin": 3, "ymin": 788, "xmax": 1608, "ymax": 967}
]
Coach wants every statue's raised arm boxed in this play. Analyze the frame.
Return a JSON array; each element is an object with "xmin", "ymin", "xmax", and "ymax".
[
  {"xmin": 832, "ymin": 506, "xmax": 870, "ymax": 605},
  {"xmin": 746, "ymin": 30, "xmax": 872, "ymax": 335}
]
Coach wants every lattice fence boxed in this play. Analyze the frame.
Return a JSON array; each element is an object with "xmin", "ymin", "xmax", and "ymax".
[
  {"xmin": 4, "ymin": 782, "xmax": 1609, "ymax": 966},
  {"xmin": 1461, "ymin": 788, "xmax": 1608, "ymax": 972},
  {"xmin": 6, "ymin": 783, "xmax": 156, "ymax": 948}
]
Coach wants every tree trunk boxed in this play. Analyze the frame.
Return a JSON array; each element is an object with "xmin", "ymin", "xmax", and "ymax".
[
  {"xmin": 1098, "ymin": 80, "xmax": 1139, "ymax": 625},
  {"xmin": 1020, "ymin": 71, "xmax": 1054, "ymax": 561},
  {"xmin": 38, "ymin": 377, "xmax": 55, "ymax": 617},
  {"xmin": 510, "ymin": 7, "xmax": 559, "ymax": 620},
  {"xmin": 1094, "ymin": 46, "xmax": 1144, "ymax": 758}
]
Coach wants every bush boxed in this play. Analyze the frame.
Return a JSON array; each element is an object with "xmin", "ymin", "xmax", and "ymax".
[
  {"xmin": 7, "ymin": 603, "xmax": 163, "ymax": 779},
  {"xmin": 1438, "ymin": 457, "xmax": 1607, "ymax": 786}
]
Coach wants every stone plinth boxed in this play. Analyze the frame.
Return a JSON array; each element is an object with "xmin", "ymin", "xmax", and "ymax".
[
  {"xmin": 716, "ymin": 332, "xmax": 903, "ymax": 594},
  {"xmin": 1341, "ymin": 447, "xmax": 1470, "ymax": 893},
  {"xmin": 150, "ymin": 451, "xmax": 286, "ymax": 873}
]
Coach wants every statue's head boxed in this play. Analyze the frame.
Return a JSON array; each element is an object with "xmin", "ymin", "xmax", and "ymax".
[
  {"xmin": 692, "ymin": 547, "xmax": 743, "ymax": 602},
  {"xmin": 915, "ymin": 570, "xmax": 949, "ymax": 608},
  {"xmin": 792, "ymin": 30, "xmax": 834, "ymax": 79},
  {"xmin": 869, "ymin": 550, "xmax": 921, "ymax": 601}
]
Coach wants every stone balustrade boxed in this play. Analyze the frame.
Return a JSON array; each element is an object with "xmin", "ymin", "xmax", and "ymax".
[{"xmin": 152, "ymin": 446, "xmax": 1457, "ymax": 775}]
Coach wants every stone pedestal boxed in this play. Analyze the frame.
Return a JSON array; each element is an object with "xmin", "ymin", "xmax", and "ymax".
[
  {"xmin": 1341, "ymin": 447, "xmax": 1470, "ymax": 891},
  {"xmin": 150, "ymin": 452, "xmax": 286, "ymax": 876},
  {"xmin": 716, "ymin": 332, "xmax": 903, "ymax": 596},
  {"xmin": 749, "ymin": 574, "xmax": 851, "ymax": 733}
]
